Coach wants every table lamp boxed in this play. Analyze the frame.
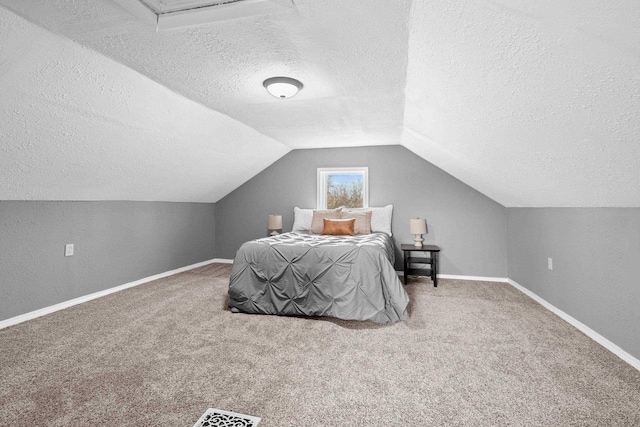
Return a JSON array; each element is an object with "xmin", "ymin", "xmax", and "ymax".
[
  {"xmin": 268, "ymin": 215, "xmax": 283, "ymax": 236},
  {"xmin": 410, "ymin": 218, "xmax": 427, "ymax": 247}
]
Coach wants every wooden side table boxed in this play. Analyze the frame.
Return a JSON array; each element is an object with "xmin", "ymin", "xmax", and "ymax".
[{"xmin": 401, "ymin": 244, "xmax": 440, "ymax": 287}]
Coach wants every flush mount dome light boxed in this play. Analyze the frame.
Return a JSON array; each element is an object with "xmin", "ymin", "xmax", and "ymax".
[{"xmin": 263, "ymin": 77, "xmax": 303, "ymax": 99}]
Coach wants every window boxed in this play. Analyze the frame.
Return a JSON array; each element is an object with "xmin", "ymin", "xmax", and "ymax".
[{"xmin": 317, "ymin": 167, "xmax": 369, "ymax": 209}]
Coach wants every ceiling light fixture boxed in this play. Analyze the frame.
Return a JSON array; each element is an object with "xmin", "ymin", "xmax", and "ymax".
[{"xmin": 263, "ymin": 77, "xmax": 303, "ymax": 99}]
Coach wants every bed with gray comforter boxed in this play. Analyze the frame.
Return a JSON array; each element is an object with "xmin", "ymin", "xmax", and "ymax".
[{"xmin": 228, "ymin": 232, "xmax": 409, "ymax": 323}]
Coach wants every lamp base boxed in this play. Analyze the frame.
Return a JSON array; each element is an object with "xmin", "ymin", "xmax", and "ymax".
[
  {"xmin": 270, "ymin": 230, "xmax": 279, "ymax": 236},
  {"xmin": 413, "ymin": 234, "xmax": 423, "ymax": 247}
]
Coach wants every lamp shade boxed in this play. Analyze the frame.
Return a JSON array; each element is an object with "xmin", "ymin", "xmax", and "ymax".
[
  {"xmin": 410, "ymin": 218, "xmax": 427, "ymax": 235},
  {"xmin": 263, "ymin": 77, "xmax": 303, "ymax": 99},
  {"xmin": 268, "ymin": 215, "xmax": 283, "ymax": 230}
]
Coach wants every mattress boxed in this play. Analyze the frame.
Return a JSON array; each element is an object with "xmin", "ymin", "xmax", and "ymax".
[{"xmin": 228, "ymin": 232, "xmax": 409, "ymax": 323}]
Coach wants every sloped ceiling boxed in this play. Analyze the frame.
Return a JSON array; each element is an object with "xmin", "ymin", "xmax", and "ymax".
[
  {"xmin": 0, "ymin": 4, "xmax": 290, "ymax": 202},
  {"xmin": 403, "ymin": 0, "xmax": 640, "ymax": 207},
  {"xmin": 1, "ymin": 0, "xmax": 639, "ymax": 206}
]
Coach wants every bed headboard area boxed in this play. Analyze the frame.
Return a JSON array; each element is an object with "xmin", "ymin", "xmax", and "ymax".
[{"xmin": 291, "ymin": 205, "xmax": 393, "ymax": 236}]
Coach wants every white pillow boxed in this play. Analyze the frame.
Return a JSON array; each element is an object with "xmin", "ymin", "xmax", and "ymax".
[
  {"xmin": 343, "ymin": 205, "xmax": 393, "ymax": 236},
  {"xmin": 292, "ymin": 207, "xmax": 313, "ymax": 233}
]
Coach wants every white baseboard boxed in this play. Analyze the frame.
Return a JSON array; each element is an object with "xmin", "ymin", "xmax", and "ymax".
[
  {"xmin": 3, "ymin": 260, "xmax": 637, "ymax": 372},
  {"xmin": 507, "ymin": 279, "xmax": 640, "ymax": 372},
  {"xmin": 0, "ymin": 258, "xmax": 224, "ymax": 330},
  {"xmin": 395, "ymin": 271, "xmax": 507, "ymax": 283},
  {"xmin": 437, "ymin": 274, "xmax": 507, "ymax": 282},
  {"xmin": 397, "ymin": 271, "xmax": 639, "ymax": 371}
]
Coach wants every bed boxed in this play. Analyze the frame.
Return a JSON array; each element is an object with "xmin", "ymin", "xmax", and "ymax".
[{"xmin": 228, "ymin": 230, "xmax": 409, "ymax": 324}]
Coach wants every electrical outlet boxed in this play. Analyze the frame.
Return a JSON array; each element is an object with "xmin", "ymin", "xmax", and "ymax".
[
  {"xmin": 548, "ymin": 257, "xmax": 553, "ymax": 270},
  {"xmin": 65, "ymin": 243, "xmax": 74, "ymax": 257}
]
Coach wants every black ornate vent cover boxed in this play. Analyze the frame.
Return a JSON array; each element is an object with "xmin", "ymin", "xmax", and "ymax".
[{"xmin": 193, "ymin": 408, "xmax": 261, "ymax": 427}]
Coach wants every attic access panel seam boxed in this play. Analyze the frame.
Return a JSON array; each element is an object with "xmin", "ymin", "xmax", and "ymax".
[
  {"xmin": 140, "ymin": 0, "xmax": 245, "ymax": 15},
  {"xmin": 113, "ymin": 0, "xmax": 294, "ymax": 29}
]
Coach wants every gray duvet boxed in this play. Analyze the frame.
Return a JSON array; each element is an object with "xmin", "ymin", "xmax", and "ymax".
[{"xmin": 228, "ymin": 232, "xmax": 409, "ymax": 323}]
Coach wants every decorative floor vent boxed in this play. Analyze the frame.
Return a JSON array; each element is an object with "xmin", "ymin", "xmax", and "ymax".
[{"xmin": 193, "ymin": 408, "xmax": 261, "ymax": 427}]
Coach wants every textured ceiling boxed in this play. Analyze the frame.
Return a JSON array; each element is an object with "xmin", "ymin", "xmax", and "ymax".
[
  {"xmin": 1, "ymin": 0, "xmax": 639, "ymax": 206},
  {"xmin": 402, "ymin": 0, "xmax": 640, "ymax": 207},
  {"xmin": 0, "ymin": 5, "xmax": 289, "ymax": 202},
  {"xmin": 0, "ymin": 0, "xmax": 410, "ymax": 149}
]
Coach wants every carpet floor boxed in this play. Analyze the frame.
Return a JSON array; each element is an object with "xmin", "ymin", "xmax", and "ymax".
[{"xmin": 1, "ymin": 263, "xmax": 639, "ymax": 426}]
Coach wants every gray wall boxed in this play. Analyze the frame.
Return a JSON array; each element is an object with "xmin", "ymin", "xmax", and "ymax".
[
  {"xmin": 216, "ymin": 145, "xmax": 507, "ymax": 275},
  {"xmin": 507, "ymin": 208, "xmax": 640, "ymax": 360},
  {"xmin": 0, "ymin": 201, "xmax": 216, "ymax": 321}
]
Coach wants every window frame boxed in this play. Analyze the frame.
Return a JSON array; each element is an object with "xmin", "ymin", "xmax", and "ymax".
[{"xmin": 316, "ymin": 167, "xmax": 369, "ymax": 210}]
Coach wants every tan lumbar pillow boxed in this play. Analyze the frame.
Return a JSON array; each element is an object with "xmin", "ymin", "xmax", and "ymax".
[
  {"xmin": 342, "ymin": 205, "xmax": 393, "ymax": 236},
  {"xmin": 309, "ymin": 208, "xmax": 342, "ymax": 234},
  {"xmin": 322, "ymin": 218, "xmax": 355, "ymax": 236},
  {"xmin": 341, "ymin": 211, "xmax": 372, "ymax": 235}
]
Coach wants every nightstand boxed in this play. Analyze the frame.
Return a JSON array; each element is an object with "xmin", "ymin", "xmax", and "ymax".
[{"xmin": 401, "ymin": 244, "xmax": 440, "ymax": 287}]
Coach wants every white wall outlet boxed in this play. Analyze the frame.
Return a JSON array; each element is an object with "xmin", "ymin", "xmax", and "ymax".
[
  {"xmin": 548, "ymin": 257, "xmax": 553, "ymax": 270},
  {"xmin": 65, "ymin": 243, "xmax": 74, "ymax": 257}
]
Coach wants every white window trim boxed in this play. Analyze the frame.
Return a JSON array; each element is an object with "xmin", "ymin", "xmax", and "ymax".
[{"xmin": 317, "ymin": 167, "xmax": 369, "ymax": 209}]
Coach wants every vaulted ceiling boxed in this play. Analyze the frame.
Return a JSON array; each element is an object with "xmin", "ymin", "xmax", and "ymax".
[{"xmin": 1, "ymin": 0, "xmax": 639, "ymax": 206}]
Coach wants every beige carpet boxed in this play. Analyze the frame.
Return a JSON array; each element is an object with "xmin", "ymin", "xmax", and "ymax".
[{"xmin": 1, "ymin": 263, "xmax": 639, "ymax": 426}]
